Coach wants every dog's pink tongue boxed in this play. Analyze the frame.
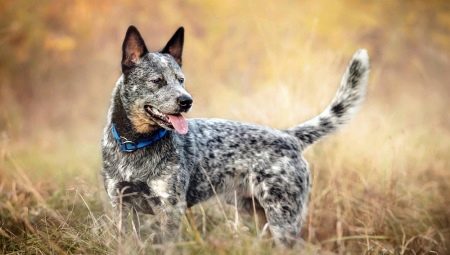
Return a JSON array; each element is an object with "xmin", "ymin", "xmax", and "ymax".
[{"xmin": 167, "ymin": 114, "xmax": 188, "ymax": 134}]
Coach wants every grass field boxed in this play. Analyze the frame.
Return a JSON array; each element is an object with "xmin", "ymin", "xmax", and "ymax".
[
  {"xmin": 1, "ymin": 66, "xmax": 449, "ymax": 254},
  {"xmin": 1, "ymin": 1, "xmax": 449, "ymax": 254}
]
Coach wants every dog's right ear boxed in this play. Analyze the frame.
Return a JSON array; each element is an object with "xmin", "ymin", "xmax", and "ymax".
[{"xmin": 122, "ymin": 26, "xmax": 148, "ymax": 73}]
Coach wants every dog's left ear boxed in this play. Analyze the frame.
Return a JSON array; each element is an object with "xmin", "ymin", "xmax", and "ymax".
[{"xmin": 161, "ymin": 27, "xmax": 184, "ymax": 66}]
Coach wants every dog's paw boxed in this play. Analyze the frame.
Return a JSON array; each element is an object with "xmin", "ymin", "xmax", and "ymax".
[
  {"xmin": 115, "ymin": 181, "xmax": 162, "ymax": 214},
  {"xmin": 116, "ymin": 181, "xmax": 151, "ymax": 195}
]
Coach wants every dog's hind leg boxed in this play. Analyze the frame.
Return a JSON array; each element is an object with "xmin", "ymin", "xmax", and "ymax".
[
  {"xmin": 262, "ymin": 204, "xmax": 303, "ymax": 247},
  {"xmin": 240, "ymin": 197, "xmax": 268, "ymax": 232},
  {"xmin": 253, "ymin": 169, "xmax": 307, "ymax": 247}
]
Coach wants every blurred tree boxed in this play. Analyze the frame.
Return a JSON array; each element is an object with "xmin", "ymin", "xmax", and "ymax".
[{"xmin": 0, "ymin": 0, "xmax": 449, "ymax": 134}]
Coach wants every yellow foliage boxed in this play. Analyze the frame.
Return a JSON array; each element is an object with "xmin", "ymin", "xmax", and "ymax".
[
  {"xmin": 0, "ymin": 1, "xmax": 449, "ymax": 254},
  {"xmin": 44, "ymin": 34, "xmax": 76, "ymax": 52}
]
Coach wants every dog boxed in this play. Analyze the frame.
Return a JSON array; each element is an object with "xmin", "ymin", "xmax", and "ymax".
[{"xmin": 101, "ymin": 25, "xmax": 370, "ymax": 247}]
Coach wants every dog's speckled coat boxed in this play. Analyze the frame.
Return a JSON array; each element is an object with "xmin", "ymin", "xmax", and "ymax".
[{"xmin": 101, "ymin": 26, "xmax": 370, "ymax": 246}]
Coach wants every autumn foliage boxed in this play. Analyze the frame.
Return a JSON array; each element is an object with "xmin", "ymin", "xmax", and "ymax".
[{"xmin": 0, "ymin": 1, "xmax": 449, "ymax": 254}]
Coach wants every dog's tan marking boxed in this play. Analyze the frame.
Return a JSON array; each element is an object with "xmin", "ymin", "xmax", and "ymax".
[{"xmin": 129, "ymin": 104, "xmax": 159, "ymax": 133}]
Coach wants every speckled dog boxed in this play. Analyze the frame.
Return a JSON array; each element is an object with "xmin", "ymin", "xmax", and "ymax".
[{"xmin": 101, "ymin": 26, "xmax": 370, "ymax": 246}]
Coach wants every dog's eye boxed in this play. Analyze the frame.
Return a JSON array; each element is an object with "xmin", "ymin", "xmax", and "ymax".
[
  {"xmin": 178, "ymin": 78, "xmax": 184, "ymax": 83},
  {"xmin": 151, "ymin": 78, "xmax": 164, "ymax": 84}
]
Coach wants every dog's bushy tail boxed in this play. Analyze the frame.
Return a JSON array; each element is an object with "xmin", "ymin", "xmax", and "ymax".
[{"xmin": 285, "ymin": 49, "xmax": 370, "ymax": 149}]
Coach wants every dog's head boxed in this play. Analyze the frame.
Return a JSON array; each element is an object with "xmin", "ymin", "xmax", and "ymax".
[{"xmin": 119, "ymin": 26, "xmax": 192, "ymax": 135}]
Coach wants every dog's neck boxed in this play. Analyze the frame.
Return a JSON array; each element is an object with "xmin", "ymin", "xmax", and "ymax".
[{"xmin": 111, "ymin": 91, "xmax": 158, "ymax": 142}]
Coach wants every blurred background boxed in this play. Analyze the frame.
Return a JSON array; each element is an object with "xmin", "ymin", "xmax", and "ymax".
[{"xmin": 0, "ymin": 0, "xmax": 449, "ymax": 253}]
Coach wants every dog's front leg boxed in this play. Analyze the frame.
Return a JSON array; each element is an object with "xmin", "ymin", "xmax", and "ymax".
[
  {"xmin": 154, "ymin": 199, "xmax": 186, "ymax": 243},
  {"xmin": 104, "ymin": 178, "xmax": 132, "ymax": 234},
  {"xmin": 147, "ymin": 168, "xmax": 189, "ymax": 243}
]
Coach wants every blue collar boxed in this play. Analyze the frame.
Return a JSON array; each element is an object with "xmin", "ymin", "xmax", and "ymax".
[{"xmin": 111, "ymin": 124, "xmax": 168, "ymax": 152}]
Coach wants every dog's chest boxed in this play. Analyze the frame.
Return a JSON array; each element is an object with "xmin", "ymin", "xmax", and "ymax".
[
  {"xmin": 148, "ymin": 177, "xmax": 171, "ymax": 199},
  {"xmin": 116, "ymin": 153, "xmax": 174, "ymax": 199},
  {"xmin": 118, "ymin": 159, "xmax": 148, "ymax": 181}
]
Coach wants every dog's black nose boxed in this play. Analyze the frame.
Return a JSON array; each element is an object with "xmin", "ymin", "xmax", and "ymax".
[{"xmin": 177, "ymin": 95, "xmax": 193, "ymax": 111}]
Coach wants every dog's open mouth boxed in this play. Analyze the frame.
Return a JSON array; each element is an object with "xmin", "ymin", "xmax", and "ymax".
[{"xmin": 144, "ymin": 105, "xmax": 188, "ymax": 135}]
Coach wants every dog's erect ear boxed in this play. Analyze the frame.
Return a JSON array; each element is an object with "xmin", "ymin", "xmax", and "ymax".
[
  {"xmin": 161, "ymin": 27, "xmax": 184, "ymax": 66},
  {"xmin": 122, "ymin": 26, "xmax": 148, "ymax": 73}
]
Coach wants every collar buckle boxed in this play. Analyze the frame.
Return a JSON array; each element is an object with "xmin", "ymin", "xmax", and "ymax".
[{"xmin": 121, "ymin": 140, "xmax": 137, "ymax": 152}]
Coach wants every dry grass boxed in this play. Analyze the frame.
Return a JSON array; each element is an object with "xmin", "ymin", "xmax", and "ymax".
[
  {"xmin": 1, "ymin": 66, "xmax": 449, "ymax": 253},
  {"xmin": 1, "ymin": 1, "xmax": 450, "ymax": 254}
]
